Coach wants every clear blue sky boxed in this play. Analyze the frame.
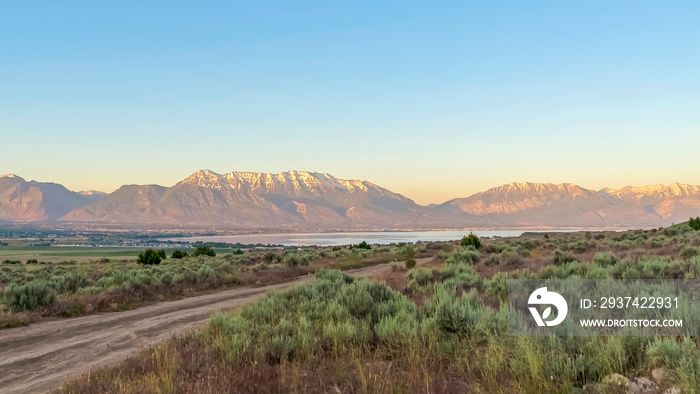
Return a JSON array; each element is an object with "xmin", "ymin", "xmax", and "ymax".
[{"xmin": 1, "ymin": 1, "xmax": 698, "ymax": 204}]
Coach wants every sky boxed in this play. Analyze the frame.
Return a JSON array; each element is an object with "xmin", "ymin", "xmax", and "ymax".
[{"xmin": 1, "ymin": 1, "xmax": 699, "ymax": 205}]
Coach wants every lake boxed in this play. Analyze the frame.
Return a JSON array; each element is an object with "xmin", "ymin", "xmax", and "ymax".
[{"xmin": 164, "ymin": 230, "xmax": 578, "ymax": 247}]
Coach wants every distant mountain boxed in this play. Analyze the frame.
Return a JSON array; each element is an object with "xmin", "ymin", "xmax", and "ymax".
[
  {"xmin": 79, "ymin": 190, "xmax": 108, "ymax": 203},
  {"xmin": 437, "ymin": 182, "xmax": 700, "ymax": 228},
  {"xmin": 2, "ymin": 171, "xmax": 700, "ymax": 229},
  {"xmin": 61, "ymin": 170, "xmax": 458, "ymax": 228},
  {"xmin": 0, "ymin": 174, "xmax": 95, "ymax": 221}
]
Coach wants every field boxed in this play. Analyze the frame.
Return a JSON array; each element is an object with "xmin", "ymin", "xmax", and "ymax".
[
  {"xmin": 0, "ymin": 246, "xmax": 143, "ymax": 262},
  {"xmin": 56, "ymin": 223, "xmax": 700, "ymax": 393},
  {"xmin": 0, "ymin": 243, "xmax": 425, "ymax": 328}
]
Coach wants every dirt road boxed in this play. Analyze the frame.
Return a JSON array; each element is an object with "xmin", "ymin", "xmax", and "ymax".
[{"xmin": 0, "ymin": 258, "xmax": 430, "ymax": 394}]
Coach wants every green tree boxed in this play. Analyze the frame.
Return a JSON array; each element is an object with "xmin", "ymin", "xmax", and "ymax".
[
  {"xmin": 137, "ymin": 249, "xmax": 162, "ymax": 265},
  {"xmin": 156, "ymin": 249, "xmax": 166, "ymax": 260},
  {"xmin": 689, "ymin": 217, "xmax": 700, "ymax": 231},
  {"xmin": 193, "ymin": 245, "xmax": 216, "ymax": 257},
  {"xmin": 171, "ymin": 250, "xmax": 189, "ymax": 259},
  {"xmin": 405, "ymin": 245, "xmax": 417, "ymax": 269},
  {"xmin": 350, "ymin": 241, "xmax": 372, "ymax": 250},
  {"xmin": 460, "ymin": 233, "xmax": 482, "ymax": 249}
]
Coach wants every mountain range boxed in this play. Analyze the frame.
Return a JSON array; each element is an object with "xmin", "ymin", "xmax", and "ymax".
[{"xmin": 2, "ymin": 171, "xmax": 700, "ymax": 229}]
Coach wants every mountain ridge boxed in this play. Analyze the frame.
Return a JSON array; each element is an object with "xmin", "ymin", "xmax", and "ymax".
[{"xmin": 2, "ymin": 171, "xmax": 700, "ymax": 229}]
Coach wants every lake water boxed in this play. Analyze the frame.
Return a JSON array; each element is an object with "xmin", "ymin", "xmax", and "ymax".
[{"xmin": 165, "ymin": 230, "xmax": 577, "ymax": 247}]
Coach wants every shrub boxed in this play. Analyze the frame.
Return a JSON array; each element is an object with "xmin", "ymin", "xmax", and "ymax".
[
  {"xmin": 137, "ymin": 249, "xmax": 162, "ymax": 265},
  {"xmin": 553, "ymin": 249, "xmax": 576, "ymax": 265},
  {"xmin": 282, "ymin": 251, "xmax": 314, "ymax": 267},
  {"xmin": 689, "ymin": 217, "xmax": 700, "ymax": 231},
  {"xmin": 405, "ymin": 245, "xmax": 416, "ymax": 269},
  {"xmin": 263, "ymin": 252, "xmax": 282, "ymax": 264},
  {"xmin": 460, "ymin": 233, "xmax": 482, "ymax": 249},
  {"xmin": 56, "ymin": 271, "xmax": 89, "ymax": 293},
  {"xmin": 171, "ymin": 250, "xmax": 189, "ymax": 259},
  {"xmin": 26, "ymin": 259, "xmax": 38, "ymax": 265},
  {"xmin": 592, "ymin": 252, "xmax": 617, "ymax": 267},
  {"xmin": 2, "ymin": 260, "xmax": 21, "ymax": 265},
  {"xmin": 193, "ymin": 246, "xmax": 216, "ymax": 257},
  {"xmin": 445, "ymin": 247, "xmax": 480, "ymax": 265},
  {"xmin": 680, "ymin": 246, "xmax": 699, "ymax": 260},
  {"xmin": 350, "ymin": 241, "xmax": 372, "ymax": 250},
  {"xmin": 2, "ymin": 279, "xmax": 56, "ymax": 313}
]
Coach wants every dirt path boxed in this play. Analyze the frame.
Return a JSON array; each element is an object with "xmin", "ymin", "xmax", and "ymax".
[{"xmin": 0, "ymin": 258, "xmax": 431, "ymax": 394}]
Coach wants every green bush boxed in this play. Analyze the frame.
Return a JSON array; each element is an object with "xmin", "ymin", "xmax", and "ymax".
[
  {"xmin": 404, "ymin": 245, "xmax": 416, "ymax": 269},
  {"xmin": 193, "ymin": 246, "xmax": 216, "ymax": 257},
  {"xmin": 282, "ymin": 251, "xmax": 314, "ymax": 267},
  {"xmin": 688, "ymin": 217, "xmax": 700, "ymax": 231},
  {"xmin": 680, "ymin": 246, "xmax": 699, "ymax": 260},
  {"xmin": 137, "ymin": 249, "xmax": 162, "ymax": 265},
  {"xmin": 445, "ymin": 247, "xmax": 480, "ymax": 265},
  {"xmin": 349, "ymin": 241, "xmax": 372, "ymax": 250},
  {"xmin": 171, "ymin": 250, "xmax": 189, "ymax": 259},
  {"xmin": 460, "ymin": 233, "xmax": 482, "ymax": 249},
  {"xmin": 2, "ymin": 279, "xmax": 56, "ymax": 313},
  {"xmin": 592, "ymin": 252, "xmax": 617, "ymax": 267},
  {"xmin": 553, "ymin": 249, "xmax": 576, "ymax": 265}
]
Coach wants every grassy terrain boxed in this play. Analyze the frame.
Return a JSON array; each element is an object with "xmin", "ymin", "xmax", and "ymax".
[
  {"xmin": 59, "ymin": 223, "xmax": 700, "ymax": 393},
  {"xmin": 0, "ymin": 244, "xmax": 425, "ymax": 328},
  {"xmin": 0, "ymin": 246, "xmax": 237, "ymax": 263},
  {"xmin": 0, "ymin": 246, "xmax": 143, "ymax": 263}
]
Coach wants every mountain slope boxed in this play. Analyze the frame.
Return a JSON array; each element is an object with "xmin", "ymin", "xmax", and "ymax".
[
  {"xmin": 61, "ymin": 170, "xmax": 460, "ymax": 228},
  {"xmin": 0, "ymin": 174, "xmax": 94, "ymax": 221},
  {"xmin": 439, "ymin": 182, "xmax": 700, "ymax": 228},
  {"xmin": 4, "ymin": 171, "xmax": 700, "ymax": 228}
]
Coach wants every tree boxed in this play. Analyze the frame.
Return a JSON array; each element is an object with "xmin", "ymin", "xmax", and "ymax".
[
  {"xmin": 689, "ymin": 217, "xmax": 700, "ymax": 231},
  {"xmin": 171, "ymin": 250, "xmax": 189, "ymax": 259},
  {"xmin": 193, "ymin": 245, "xmax": 216, "ymax": 257},
  {"xmin": 137, "ymin": 249, "xmax": 162, "ymax": 265},
  {"xmin": 460, "ymin": 233, "xmax": 482, "ymax": 249},
  {"xmin": 350, "ymin": 241, "xmax": 372, "ymax": 250},
  {"xmin": 405, "ymin": 245, "xmax": 417, "ymax": 269},
  {"xmin": 157, "ymin": 249, "xmax": 166, "ymax": 260}
]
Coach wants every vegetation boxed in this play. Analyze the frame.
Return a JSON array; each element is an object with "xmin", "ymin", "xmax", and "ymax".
[
  {"xmin": 404, "ymin": 245, "xmax": 416, "ymax": 269},
  {"xmin": 136, "ymin": 249, "xmax": 164, "ymax": 265},
  {"xmin": 61, "ymin": 223, "xmax": 700, "ymax": 392},
  {"xmin": 193, "ymin": 245, "xmax": 216, "ymax": 257},
  {"xmin": 171, "ymin": 250, "xmax": 189, "ymax": 259},
  {"xmin": 349, "ymin": 241, "xmax": 372, "ymax": 250},
  {"xmin": 460, "ymin": 232, "xmax": 482, "ymax": 249},
  {"xmin": 688, "ymin": 216, "xmax": 700, "ymax": 230},
  {"xmin": 0, "ymin": 244, "xmax": 420, "ymax": 327}
]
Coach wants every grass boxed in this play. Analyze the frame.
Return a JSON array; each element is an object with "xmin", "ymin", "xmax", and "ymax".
[
  {"xmin": 59, "ymin": 223, "xmax": 700, "ymax": 392},
  {"xmin": 0, "ymin": 244, "xmax": 425, "ymax": 327}
]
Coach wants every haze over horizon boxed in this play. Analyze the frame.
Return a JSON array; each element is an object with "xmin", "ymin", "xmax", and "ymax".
[{"xmin": 2, "ymin": 1, "xmax": 699, "ymax": 205}]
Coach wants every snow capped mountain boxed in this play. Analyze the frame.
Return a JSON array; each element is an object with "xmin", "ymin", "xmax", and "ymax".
[
  {"xmin": 438, "ymin": 181, "xmax": 700, "ymax": 228},
  {"xmin": 3, "ymin": 172, "xmax": 700, "ymax": 228},
  {"xmin": 60, "ymin": 170, "xmax": 439, "ymax": 228},
  {"xmin": 601, "ymin": 183, "xmax": 700, "ymax": 221},
  {"xmin": 179, "ymin": 169, "xmax": 403, "ymax": 198}
]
